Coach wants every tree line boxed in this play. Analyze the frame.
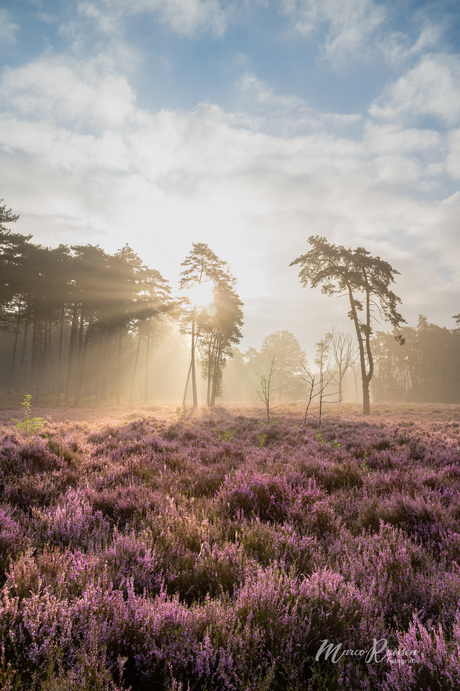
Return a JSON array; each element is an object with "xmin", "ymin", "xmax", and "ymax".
[
  {"xmin": 371, "ymin": 315, "xmax": 460, "ymax": 403},
  {"xmin": 0, "ymin": 200, "xmax": 243, "ymax": 407},
  {"xmin": 1, "ymin": 198, "xmax": 459, "ymax": 412}
]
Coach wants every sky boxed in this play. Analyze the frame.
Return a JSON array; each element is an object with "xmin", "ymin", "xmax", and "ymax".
[{"xmin": 1, "ymin": 0, "xmax": 459, "ymax": 361}]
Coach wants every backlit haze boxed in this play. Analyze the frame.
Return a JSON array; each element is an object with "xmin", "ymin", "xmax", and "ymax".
[{"xmin": 1, "ymin": 0, "xmax": 459, "ymax": 359}]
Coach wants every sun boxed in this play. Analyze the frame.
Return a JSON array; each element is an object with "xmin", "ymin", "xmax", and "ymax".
[{"xmin": 186, "ymin": 281, "xmax": 214, "ymax": 308}]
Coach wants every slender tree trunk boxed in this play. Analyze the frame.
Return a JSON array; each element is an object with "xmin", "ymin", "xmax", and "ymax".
[
  {"xmin": 362, "ymin": 380, "xmax": 370, "ymax": 415},
  {"xmin": 42, "ymin": 319, "xmax": 50, "ymax": 396},
  {"xmin": 347, "ymin": 285, "xmax": 370, "ymax": 414},
  {"xmin": 18, "ymin": 315, "xmax": 30, "ymax": 391},
  {"xmin": 130, "ymin": 330, "xmax": 142, "ymax": 406},
  {"xmin": 56, "ymin": 307, "xmax": 65, "ymax": 407},
  {"xmin": 74, "ymin": 316, "xmax": 93, "ymax": 406},
  {"xmin": 74, "ymin": 306, "xmax": 85, "ymax": 400},
  {"xmin": 362, "ymin": 281, "xmax": 373, "ymax": 415},
  {"xmin": 30, "ymin": 313, "xmax": 42, "ymax": 402},
  {"xmin": 116, "ymin": 327, "xmax": 123, "ymax": 406},
  {"xmin": 144, "ymin": 325, "xmax": 151, "ymax": 403},
  {"xmin": 337, "ymin": 362, "xmax": 343, "ymax": 403},
  {"xmin": 319, "ymin": 372, "xmax": 323, "ymax": 427},
  {"xmin": 191, "ymin": 305, "xmax": 197, "ymax": 408},
  {"xmin": 206, "ymin": 339, "xmax": 212, "ymax": 407},
  {"xmin": 99, "ymin": 335, "xmax": 110, "ymax": 402},
  {"xmin": 65, "ymin": 304, "xmax": 79, "ymax": 405},
  {"xmin": 8, "ymin": 310, "xmax": 21, "ymax": 394},
  {"xmin": 182, "ymin": 359, "xmax": 192, "ymax": 407},
  {"xmin": 210, "ymin": 342, "xmax": 222, "ymax": 407}
]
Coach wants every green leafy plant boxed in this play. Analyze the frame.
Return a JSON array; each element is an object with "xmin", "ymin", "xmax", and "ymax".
[
  {"xmin": 316, "ymin": 430, "xmax": 325, "ymax": 444},
  {"xmin": 258, "ymin": 433, "xmax": 267, "ymax": 448},
  {"xmin": 360, "ymin": 452, "xmax": 372, "ymax": 473},
  {"xmin": 315, "ymin": 430, "xmax": 341, "ymax": 449},
  {"xmin": 175, "ymin": 405, "xmax": 193, "ymax": 424},
  {"xmin": 214, "ymin": 428, "xmax": 235, "ymax": 442},
  {"xmin": 14, "ymin": 394, "xmax": 45, "ymax": 434}
]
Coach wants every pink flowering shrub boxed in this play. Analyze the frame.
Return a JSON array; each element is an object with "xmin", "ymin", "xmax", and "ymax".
[{"xmin": 0, "ymin": 404, "xmax": 458, "ymax": 689}]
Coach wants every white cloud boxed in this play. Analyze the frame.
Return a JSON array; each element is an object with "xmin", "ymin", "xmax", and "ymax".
[
  {"xmin": 75, "ymin": 0, "xmax": 237, "ymax": 38},
  {"xmin": 0, "ymin": 55, "xmax": 136, "ymax": 130},
  {"xmin": 363, "ymin": 123, "xmax": 442, "ymax": 156},
  {"xmin": 370, "ymin": 53, "xmax": 460, "ymax": 127},
  {"xmin": 280, "ymin": 0, "xmax": 386, "ymax": 63},
  {"xmin": 0, "ymin": 8, "xmax": 20, "ymax": 48},
  {"xmin": 239, "ymin": 71, "xmax": 361, "ymax": 134},
  {"xmin": 446, "ymin": 129, "xmax": 460, "ymax": 179},
  {"xmin": 1, "ymin": 53, "xmax": 459, "ymax": 352},
  {"xmin": 36, "ymin": 11, "xmax": 58, "ymax": 25},
  {"xmin": 381, "ymin": 23, "xmax": 442, "ymax": 68}
]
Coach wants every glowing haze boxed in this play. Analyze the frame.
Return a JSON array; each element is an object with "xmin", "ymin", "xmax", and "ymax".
[{"xmin": 1, "ymin": 0, "xmax": 459, "ymax": 358}]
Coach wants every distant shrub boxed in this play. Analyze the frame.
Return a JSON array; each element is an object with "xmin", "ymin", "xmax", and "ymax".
[
  {"xmin": 218, "ymin": 471, "xmax": 292, "ymax": 523},
  {"xmin": 0, "ymin": 507, "xmax": 28, "ymax": 575},
  {"xmin": 240, "ymin": 519, "xmax": 322, "ymax": 575},
  {"xmin": 0, "ymin": 435, "xmax": 62, "ymax": 476},
  {"xmin": 89, "ymin": 485, "xmax": 158, "ymax": 528},
  {"xmin": 31, "ymin": 488, "xmax": 111, "ymax": 549},
  {"xmin": 103, "ymin": 531, "xmax": 163, "ymax": 596}
]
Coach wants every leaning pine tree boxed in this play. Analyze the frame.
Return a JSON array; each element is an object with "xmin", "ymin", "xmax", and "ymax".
[{"xmin": 290, "ymin": 235, "xmax": 405, "ymax": 415}]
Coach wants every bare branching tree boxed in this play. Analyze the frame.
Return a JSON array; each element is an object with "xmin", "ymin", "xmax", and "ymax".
[
  {"xmin": 257, "ymin": 356, "xmax": 278, "ymax": 424},
  {"xmin": 327, "ymin": 326, "xmax": 358, "ymax": 403},
  {"xmin": 299, "ymin": 365, "xmax": 335, "ymax": 427}
]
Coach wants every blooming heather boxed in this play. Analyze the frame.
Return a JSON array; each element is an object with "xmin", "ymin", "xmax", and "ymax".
[{"xmin": 0, "ymin": 404, "xmax": 458, "ymax": 689}]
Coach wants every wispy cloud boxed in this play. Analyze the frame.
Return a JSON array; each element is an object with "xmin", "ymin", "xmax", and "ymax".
[
  {"xmin": 0, "ymin": 54, "xmax": 136, "ymax": 130},
  {"xmin": 280, "ymin": 0, "xmax": 386, "ymax": 64},
  {"xmin": 370, "ymin": 53, "xmax": 460, "ymax": 127},
  {"xmin": 0, "ymin": 8, "xmax": 20, "ymax": 48},
  {"xmin": 74, "ymin": 0, "xmax": 240, "ymax": 39},
  {"xmin": 239, "ymin": 71, "xmax": 361, "ymax": 134}
]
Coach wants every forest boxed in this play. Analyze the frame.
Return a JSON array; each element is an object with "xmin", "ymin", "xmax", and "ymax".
[{"xmin": 1, "ymin": 198, "xmax": 459, "ymax": 408}]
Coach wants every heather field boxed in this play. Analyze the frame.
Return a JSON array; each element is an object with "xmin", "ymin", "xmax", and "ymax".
[{"xmin": 0, "ymin": 403, "xmax": 459, "ymax": 690}]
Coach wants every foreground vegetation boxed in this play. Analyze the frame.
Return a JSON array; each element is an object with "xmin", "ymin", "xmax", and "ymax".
[{"xmin": 0, "ymin": 403, "xmax": 459, "ymax": 689}]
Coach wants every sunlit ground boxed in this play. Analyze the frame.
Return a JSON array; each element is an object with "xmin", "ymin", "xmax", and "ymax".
[{"xmin": 1, "ymin": 396, "xmax": 459, "ymax": 426}]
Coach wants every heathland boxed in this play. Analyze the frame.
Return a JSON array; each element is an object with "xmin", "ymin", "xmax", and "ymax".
[{"xmin": 0, "ymin": 403, "xmax": 459, "ymax": 690}]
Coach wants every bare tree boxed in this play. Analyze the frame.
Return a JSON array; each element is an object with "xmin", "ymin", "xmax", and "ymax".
[
  {"xmin": 315, "ymin": 335, "xmax": 334, "ymax": 426},
  {"xmin": 299, "ymin": 365, "xmax": 335, "ymax": 427},
  {"xmin": 327, "ymin": 326, "xmax": 358, "ymax": 403},
  {"xmin": 257, "ymin": 356, "xmax": 278, "ymax": 423}
]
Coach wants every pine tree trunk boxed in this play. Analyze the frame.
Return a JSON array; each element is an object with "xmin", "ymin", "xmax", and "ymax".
[
  {"xmin": 130, "ymin": 330, "xmax": 142, "ymax": 406},
  {"xmin": 8, "ymin": 310, "xmax": 21, "ymax": 394},
  {"xmin": 30, "ymin": 313, "xmax": 43, "ymax": 402},
  {"xmin": 65, "ymin": 304, "xmax": 79, "ymax": 405},
  {"xmin": 74, "ymin": 315, "xmax": 93, "ymax": 407},
  {"xmin": 362, "ymin": 377, "xmax": 371, "ymax": 415},
  {"xmin": 56, "ymin": 307, "xmax": 65, "ymax": 407},
  {"xmin": 116, "ymin": 328, "xmax": 122, "ymax": 406},
  {"xmin": 144, "ymin": 325, "xmax": 151, "ymax": 403},
  {"xmin": 191, "ymin": 306, "xmax": 197, "ymax": 408},
  {"xmin": 18, "ymin": 316, "xmax": 30, "ymax": 390},
  {"xmin": 183, "ymin": 359, "xmax": 192, "ymax": 407}
]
